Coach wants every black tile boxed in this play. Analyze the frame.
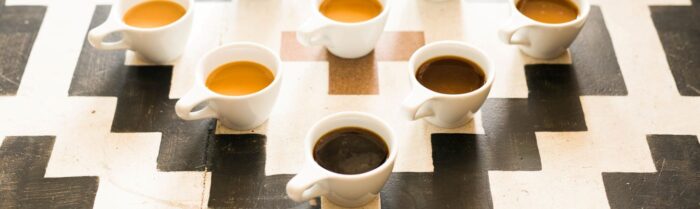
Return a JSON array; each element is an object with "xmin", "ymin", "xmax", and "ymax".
[
  {"xmin": 603, "ymin": 135, "xmax": 699, "ymax": 209},
  {"xmin": 69, "ymin": 5, "xmax": 148, "ymax": 97},
  {"xmin": 69, "ymin": 5, "xmax": 215, "ymax": 171},
  {"xmin": 380, "ymin": 98, "xmax": 548, "ymax": 209},
  {"xmin": 524, "ymin": 66, "xmax": 588, "ymax": 132},
  {"xmin": 0, "ymin": 136, "xmax": 99, "ymax": 209},
  {"xmin": 651, "ymin": 0, "xmax": 700, "ymax": 96},
  {"xmin": 382, "ymin": 171, "xmax": 493, "ymax": 209},
  {"xmin": 378, "ymin": 63, "xmax": 596, "ymax": 207},
  {"xmin": 525, "ymin": 64, "xmax": 581, "ymax": 97},
  {"xmin": 380, "ymin": 134, "xmax": 537, "ymax": 209},
  {"xmin": 526, "ymin": 6, "xmax": 628, "ymax": 97},
  {"xmin": 646, "ymin": 135, "xmax": 699, "ymax": 172},
  {"xmin": 206, "ymin": 105, "xmax": 546, "ymax": 209},
  {"xmin": 207, "ymin": 134, "xmax": 320, "ymax": 209},
  {"xmin": 381, "ymin": 173, "xmax": 435, "ymax": 209},
  {"xmin": 0, "ymin": 1, "xmax": 46, "ymax": 95}
]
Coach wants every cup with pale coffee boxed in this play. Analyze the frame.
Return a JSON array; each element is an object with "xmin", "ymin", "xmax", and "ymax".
[
  {"xmin": 287, "ymin": 112, "xmax": 397, "ymax": 208},
  {"xmin": 297, "ymin": 0, "xmax": 391, "ymax": 59},
  {"xmin": 88, "ymin": 0, "xmax": 194, "ymax": 63},
  {"xmin": 402, "ymin": 41, "xmax": 495, "ymax": 128},
  {"xmin": 498, "ymin": 0, "xmax": 590, "ymax": 59},
  {"xmin": 175, "ymin": 42, "xmax": 282, "ymax": 130}
]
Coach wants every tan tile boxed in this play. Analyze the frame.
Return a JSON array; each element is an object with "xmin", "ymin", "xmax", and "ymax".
[
  {"xmin": 328, "ymin": 52, "xmax": 378, "ymax": 94},
  {"xmin": 280, "ymin": 31, "xmax": 328, "ymax": 61},
  {"xmin": 281, "ymin": 31, "xmax": 425, "ymax": 95}
]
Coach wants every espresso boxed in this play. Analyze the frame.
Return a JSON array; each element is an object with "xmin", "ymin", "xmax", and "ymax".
[
  {"xmin": 416, "ymin": 56, "xmax": 485, "ymax": 94},
  {"xmin": 319, "ymin": 0, "xmax": 383, "ymax": 23},
  {"xmin": 206, "ymin": 61, "xmax": 274, "ymax": 96},
  {"xmin": 313, "ymin": 127, "xmax": 388, "ymax": 175},
  {"xmin": 516, "ymin": 0, "xmax": 579, "ymax": 24},
  {"xmin": 123, "ymin": 0, "xmax": 186, "ymax": 28}
]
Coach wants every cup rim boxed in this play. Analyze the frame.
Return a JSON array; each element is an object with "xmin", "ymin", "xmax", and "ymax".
[
  {"xmin": 114, "ymin": 0, "xmax": 195, "ymax": 32},
  {"xmin": 304, "ymin": 111, "xmax": 398, "ymax": 179},
  {"xmin": 311, "ymin": 0, "xmax": 392, "ymax": 26},
  {"xmin": 408, "ymin": 40, "xmax": 496, "ymax": 99},
  {"xmin": 508, "ymin": 0, "xmax": 591, "ymax": 27},
  {"xmin": 196, "ymin": 42, "xmax": 283, "ymax": 99}
]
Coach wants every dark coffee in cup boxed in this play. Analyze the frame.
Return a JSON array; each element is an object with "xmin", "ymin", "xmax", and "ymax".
[
  {"xmin": 416, "ymin": 56, "xmax": 486, "ymax": 94},
  {"xmin": 313, "ymin": 127, "xmax": 388, "ymax": 175}
]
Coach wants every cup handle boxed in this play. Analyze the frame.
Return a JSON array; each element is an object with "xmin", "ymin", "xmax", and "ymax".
[
  {"xmin": 286, "ymin": 164, "xmax": 330, "ymax": 202},
  {"xmin": 498, "ymin": 18, "xmax": 533, "ymax": 46},
  {"xmin": 296, "ymin": 15, "xmax": 331, "ymax": 47},
  {"xmin": 401, "ymin": 88, "xmax": 435, "ymax": 120},
  {"xmin": 175, "ymin": 86, "xmax": 218, "ymax": 120},
  {"xmin": 88, "ymin": 14, "xmax": 130, "ymax": 50}
]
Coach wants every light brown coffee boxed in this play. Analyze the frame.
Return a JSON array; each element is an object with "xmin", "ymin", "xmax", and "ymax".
[
  {"xmin": 206, "ymin": 61, "xmax": 274, "ymax": 96},
  {"xmin": 123, "ymin": 0, "xmax": 186, "ymax": 28},
  {"xmin": 516, "ymin": 0, "xmax": 579, "ymax": 24},
  {"xmin": 416, "ymin": 56, "xmax": 485, "ymax": 95},
  {"xmin": 319, "ymin": 0, "xmax": 383, "ymax": 23}
]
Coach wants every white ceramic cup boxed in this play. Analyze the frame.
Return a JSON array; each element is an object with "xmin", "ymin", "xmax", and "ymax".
[
  {"xmin": 174, "ymin": 42, "xmax": 283, "ymax": 130},
  {"xmin": 498, "ymin": 0, "xmax": 590, "ymax": 59},
  {"xmin": 286, "ymin": 112, "xmax": 397, "ymax": 208},
  {"xmin": 401, "ymin": 41, "xmax": 495, "ymax": 129},
  {"xmin": 297, "ymin": 0, "xmax": 391, "ymax": 59},
  {"xmin": 88, "ymin": 0, "xmax": 194, "ymax": 63}
]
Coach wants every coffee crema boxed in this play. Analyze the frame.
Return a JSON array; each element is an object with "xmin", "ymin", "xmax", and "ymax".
[
  {"xmin": 313, "ymin": 127, "xmax": 388, "ymax": 175},
  {"xmin": 123, "ymin": 0, "xmax": 186, "ymax": 28},
  {"xmin": 516, "ymin": 0, "xmax": 579, "ymax": 24},
  {"xmin": 319, "ymin": 0, "xmax": 383, "ymax": 23},
  {"xmin": 416, "ymin": 56, "xmax": 485, "ymax": 95},
  {"xmin": 206, "ymin": 61, "xmax": 274, "ymax": 96}
]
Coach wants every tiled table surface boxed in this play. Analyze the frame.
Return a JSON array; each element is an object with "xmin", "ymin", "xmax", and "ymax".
[{"xmin": 0, "ymin": 0, "xmax": 698, "ymax": 208}]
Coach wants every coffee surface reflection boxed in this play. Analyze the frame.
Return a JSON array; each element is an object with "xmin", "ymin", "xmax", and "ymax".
[
  {"xmin": 516, "ymin": 0, "xmax": 579, "ymax": 24},
  {"xmin": 319, "ymin": 0, "xmax": 383, "ymax": 23},
  {"xmin": 416, "ymin": 56, "xmax": 485, "ymax": 95},
  {"xmin": 313, "ymin": 127, "xmax": 388, "ymax": 175},
  {"xmin": 123, "ymin": 0, "xmax": 186, "ymax": 28},
  {"xmin": 206, "ymin": 61, "xmax": 274, "ymax": 96}
]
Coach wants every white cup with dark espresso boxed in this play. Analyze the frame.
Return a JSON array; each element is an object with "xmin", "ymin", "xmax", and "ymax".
[
  {"xmin": 88, "ymin": 0, "xmax": 194, "ymax": 63},
  {"xmin": 402, "ymin": 41, "xmax": 495, "ymax": 128},
  {"xmin": 286, "ymin": 112, "xmax": 397, "ymax": 208},
  {"xmin": 175, "ymin": 42, "xmax": 282, "ymax": 130},
  {"xmin": 498, "ymin": 0, "xmax": 590, "ymax": 59},
  {"xmin": 297, "ymin": 0, "xmax": 391, "ymax": 59}
]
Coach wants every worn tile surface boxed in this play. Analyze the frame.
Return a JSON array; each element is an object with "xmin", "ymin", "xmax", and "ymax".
[
  {"xmin": 0, "ymin": 0, "xmax": 699, "ymax": 209},
  {"xmin": 0, "ymin": 0, "xmax": 45, "ymax": 95}
]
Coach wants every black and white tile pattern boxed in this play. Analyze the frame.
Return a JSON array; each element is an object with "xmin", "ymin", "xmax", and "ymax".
[{"xmin": 0, "ymin": 0, "xmax": 698, "ymax": 208}]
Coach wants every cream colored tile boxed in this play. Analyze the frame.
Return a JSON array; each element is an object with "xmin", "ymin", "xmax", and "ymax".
[
  {"xmin": 16, "ymin": 2, "xmax": 96, "ymax": 97},
  {"xmin": 489, "ymin": 171, "xmax": 611, "ymax": 209}
]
